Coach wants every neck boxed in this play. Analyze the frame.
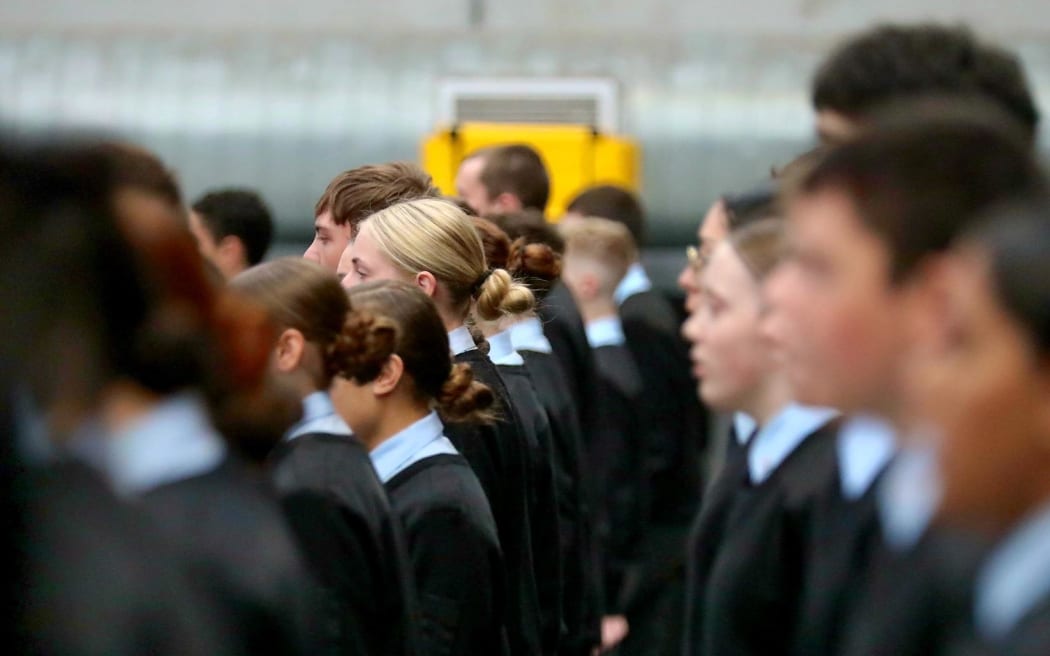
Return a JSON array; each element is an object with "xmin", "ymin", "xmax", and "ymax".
[
  {"xmin": 101, "ymin": 381, "xmax": 163, "ymax": 435},
  {"xmin": 740, "ymin": 371, "xmax": 794, "ymax": 427},
  {"xmin": 579, "ymin": 299, "xmax": 618, "ymax": 324},
  {"xmin": 360, "ymin": 395, "xmax": 431, "ymax": 452}
]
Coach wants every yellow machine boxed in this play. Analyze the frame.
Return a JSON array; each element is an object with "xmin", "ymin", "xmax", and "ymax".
[{"xmin": 422, "ymin": 122, "xmax": 640, "ymax": 220}]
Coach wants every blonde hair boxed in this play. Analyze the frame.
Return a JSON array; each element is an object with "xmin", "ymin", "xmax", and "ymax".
[
  {"xmin": 360, "ymin": 197, "xmax": 535, "ymax": 322},
  {"xmin": 561, "ymin": 217, "xmax": 637, "ymax": 295}
]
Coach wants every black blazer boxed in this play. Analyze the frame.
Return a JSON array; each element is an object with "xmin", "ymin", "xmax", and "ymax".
[
  {"xmin": 619, "ymin": 289, "xmax": 707, "ymax": 526},
  {"xmin": 22, "ymin": 460, "xmax": 233, "ymax": 655},
  {"xmin": 589, "ymin": 344, "xmax": 649, "ymax": 613},
  {"xmin": 269, "ymin": 432, "xmax": 420, "ymax": 655},
  {"xmin": 386, "ymin": 454, "xmax": 509, "ymax": 656},
  {"xmin": 840, "ymin": 526, "xmax": 987, "ymax": 656},
  {"xmin": 520, "ymin": 348, "xmax": 603, "ymax": 654},
  {"xmin": 690, "ymin": 418, "xmax": 839, "ymax": 656},
  {"xmin": 139, "ymin": 457, "xmax": 318, "ymax": 655},
  {"xmin": 498, "ymin": 363, "xmax": 565, "ymax": 654},
  {"xmin": 449, "ymin": 350, "xmax": 542, "ymax": 656},
  {"xmin": 790, "ymin": 468, "xmax": 885, "ymax": 656},
  {"xmin": 538, "ymin": 284, "xmax": 600, "ymax": 440}
]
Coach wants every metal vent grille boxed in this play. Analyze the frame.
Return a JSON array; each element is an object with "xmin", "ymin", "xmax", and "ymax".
[
  {"xmin": 438, "ymin": 78, "xmax": 620, "ymax": 132},
  {"xmin": 454, "ymin": 96, "xmax": 601, "ymax": 126}
]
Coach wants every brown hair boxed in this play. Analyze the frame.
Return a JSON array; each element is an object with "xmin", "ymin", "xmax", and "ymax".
[
  {"xmin": 88, "ymin": 141, "xmax": 187, "ymax": 227},
  {"xmin": 230, "ymin": 257, "xmax": 350, "ymax": 388},
  {"xmin": 489, "ymin": 210, "xmax": 564, "ymax": 300},
  {"xmin": 339, "ymin": 281, "xmax": 496, "ymax": 424},
  {"xmin": 314, "ymin": 161, "xmax": 441, "ymax": 235},
  {"xmin": 561, "ymin": 217, "xmax": 637, "ymax": 286},
  {"xmin": 566, "ymin": 184, "xmax": 646, "ymax": 246},
  {"xmin": 473, "ymin": 216, "xmax": 512, "ymax": 269},
  {"xmin": 469, "ymin": 145, "xmax": 550, "ymax": 212},
  {"xmin": 727, "ymin": 219, "xmax": 786, "ymax": 282}
]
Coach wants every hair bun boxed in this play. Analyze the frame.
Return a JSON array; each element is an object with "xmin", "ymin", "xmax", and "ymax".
[
  {"xmin": 508, "ymin": 238, "xmax": 562, "ymax": 281},
  {"xmin": 437, "ymin": 362, "xmax": 496, "ymax": 424},
  {"xmin": 325, "ymin": 309, "xmax": 398, "ymax": 383},
  {"xmin": 474, "ymin": 268, "xmax": 535, "ymax": 322}
]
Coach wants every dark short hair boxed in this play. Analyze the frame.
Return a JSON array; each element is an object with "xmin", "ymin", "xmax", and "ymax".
[
  {"xmin": 314, "ymin": 161, "xmax": 440, "ymax": 231},
  {"xmin": 472, "ymin": 145, "xmax": 550, "ymax": 212},
  {"xmin": 799, "ymin": 98, "xmax": 1045, "ymax": 283},
  {"xmin": 566, "ymin": 184, "xmax": 646, "ymax": 246},
  {"xmin": 813, "ymin": 24, "xmax": 1040, "ymax": 141},
  {"xmin": 723, "ymin": 182, "xmax": 778, "ymax": 232},
  {"xmin": 968, "ymin": 200, "xmax": 1050, "ymax": 355},
  {"xmin": 192, "ymin": 189, "xmax": 274, "ymax": 266}
]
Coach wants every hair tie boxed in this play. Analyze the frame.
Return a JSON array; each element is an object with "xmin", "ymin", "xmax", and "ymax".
[{"xmin": 471, "ymin": 269, "xmax": 493, "ymax": 297}]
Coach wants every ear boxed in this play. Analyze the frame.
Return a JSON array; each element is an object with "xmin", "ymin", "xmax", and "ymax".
[
  {"xmin": 494, "ymin": 192, "xmax": 523, "ymax": 213},
  {"xmin": 216, "ymin": 235, "xmax": 247, "ymax": 270},
  {"xmin": 371, "ymin": 353, "xmax": 405, "ymax": 397},
  {"xmin": 415, "ymin": 271, "xmax": 439, "ymax": 298},
  {"xmin": 274, "ymin": 328, "xmax": 307, "ymax": 373}
]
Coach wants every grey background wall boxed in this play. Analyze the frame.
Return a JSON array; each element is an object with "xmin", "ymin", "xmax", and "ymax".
[{"xmin": 3, "ymin": 0, "xmax": 1049, "ymax": 276}]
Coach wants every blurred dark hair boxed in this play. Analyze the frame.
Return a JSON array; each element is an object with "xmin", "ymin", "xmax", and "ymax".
[
  {"xmin": 798, "ymin": 97, "xmax": 1044, "ymax": 284},
  {"xmin": 192, "ymin": 188, "xmax": 275, "ymax": 266},
  {"xmin": 813, "ymin": 24, "xmax": 1039, "ymax": 142},
  {"xmin": 723, "ymin": 181, "xmax": 779, "ymax": 232},
  {"xmin": 488, "ymin": 210, "xmax": 564, "ymax": 301},
  {"xmin": 967, "ymin": 199, "xmax": 1050, "ymax": 355},
  {"xmin": 566, "ymin": 184, "xmax": 646, "ymax": 246}
]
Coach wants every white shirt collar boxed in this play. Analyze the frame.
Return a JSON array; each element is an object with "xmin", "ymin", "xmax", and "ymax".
[
  {"xmin": 285, "ymin": 391, "xmax": 352, "ymax": 441},
  {"xmin": 836, "ymin": 414, "xmax": 899, "ymax": 500},
  {"xmin": 487, "ymin": 330, "xmax": 525, "ymax": 366},
  {"xmin": 368, "ymin": 411, "xmax": 459, "ymax": 483},
  {"xmin": 448, "ymin": 325, "xmax": 477, "ymax": 356},
  {"xmin": 105, "ymin": 393, "xmax": 227, "ymax": 497},
  {"xmin": 734, "ymin": 412, "xmax": 757, "ymax": 445},
  {"xmin": 748, "ymin": 404, "xmax": 838, "ymax": 484},
  {"xmin": 585, "ymin": 315, "xmax": 626, "ymax": 349},
  {"xmin": 613, "ymin": 262, "xmax": 653, "ymax": 307},
  {"xmin": 508, "ymin": 316, "xmax": 554, "ymax": 354},
  {"xmin": 975, "ymin": 500, "xmax": 1050, "ymax": 642},
  {"xmin": 876, "ymin": 443, "xmax": 942, "ymax": 553}
]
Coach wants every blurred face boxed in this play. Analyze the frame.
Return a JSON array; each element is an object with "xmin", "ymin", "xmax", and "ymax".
[
  {"xmin": 765, "ymin": 188, "xmax": 908, "ymax": 415},
  {"xmin": 911, "ymin": 247, "xmax": 1050, "ymax": 534},
  {"xmin": 188, "ymin": 210, "xmax": 219, "ymax": 264},
  {"xmin": 455, "ymin": 156, "xmax": 496, "ymax": 217},
  {"xmin": 678, "ymin": 199, "xmax": 729, "ymax": 312},
  {"xmin": 342, "ymin": 222, "xmax": 413, "ymax": 288},
  {"xmin": 682, "ymin": 242, "xmax": 772, "ymax": 412},
  {"xmin": 304, "ymin": 210, "xmax": 352, "ymax": 272},
  {"xmin": 329, "ymin": 375, "xmax": 379, "ymax": 444}
]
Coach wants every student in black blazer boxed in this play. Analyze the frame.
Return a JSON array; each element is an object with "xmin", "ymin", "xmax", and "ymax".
[
  {"xmin": 336, "ymin": 281, "xmax": 509, "ymax": 656},
  {"xmin": 682, "ymin": 219, "xmax": 840, "ymax": 656},
  {"xmin": 346, "ymin": 198, "xmax": 543, "ymax": 656},
  {"xmin": 492, "ymin": 213, "xmax": 605, "ymax": 656},
  {"xmin": 566, "ymin": 185, "xmax": 707, "ymax": 656},
  {"xmin": 232, "ymin": 258, "xmax": 420, "ymax": 656},
  {"xmin": 561, "ymin": 218, "xmax": 655, "ymax": 653},
  {"xmin": 894, "ymin": 208, "xmax": 1050, "ymax": 656}
]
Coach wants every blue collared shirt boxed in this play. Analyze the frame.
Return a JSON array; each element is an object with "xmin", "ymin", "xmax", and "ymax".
[
  {"xmin": 285, "ymin": 391, "xmax": 352, "ymax": 441},
  {"xmin": 508, "ymin": 316, "xmax": 554, "ymax": 355},
  {"xmin": 613, "ymin": 262, "xmax": 653, "ymax": 307},
  {"xmin": 105, "ymin": 393, "xmax": 227, "ymax": 497},
  {"xmin": 448, "ymin": 325, "xmax": 477, "ymax": 356},
  {"xmin": 837, "ymin": 414, "xmax": 899, "ymax": 501},
  {"xmin": 734, "ymin": 412, "xmax": 757, "ymax": 445},
  {"xmin": 369, "ymin": 411, "xmax": 460, "ymax": 484},
  {"xmin": 748, "ymin": 404, "xmax": 838, "ymax": 484},
  {"xmin": 487, "ymin": 330, "xmax": 525, "ymax": 366},
  {"xmin": 876, "ymin": 443, "xmax": 942, "ymax": 553},
  {"xmin": 975, "ymin": 500, "xmax": 1050, "ymax": 642},
  {"xmin": 585, "ymin": 315, "xmax": 626, "ymax": 349}
]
